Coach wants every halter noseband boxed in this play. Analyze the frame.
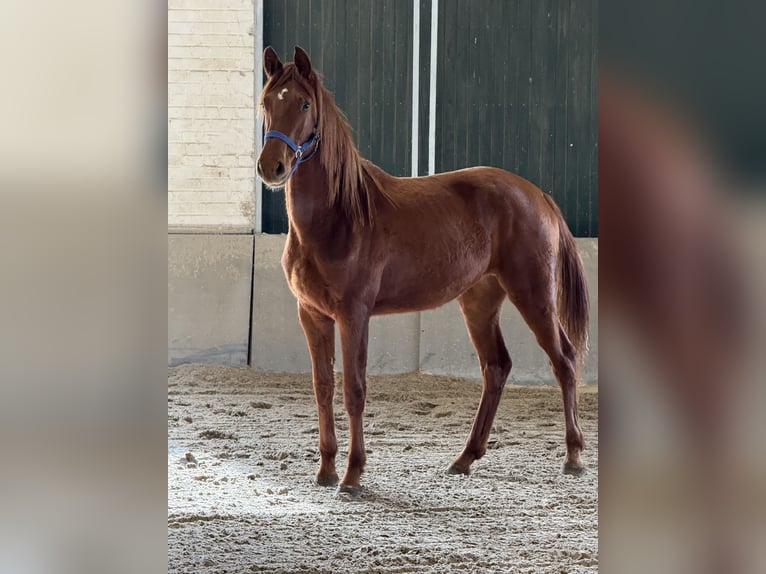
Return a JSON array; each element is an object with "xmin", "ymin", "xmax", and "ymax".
[{"xmin": 263, "ymin": 128, "xmax": 320, "ymax": 181}]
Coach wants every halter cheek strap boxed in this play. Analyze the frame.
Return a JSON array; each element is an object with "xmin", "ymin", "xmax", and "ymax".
[{"xmin": 263, "ymin": 128, "xmax": 320, "ymax": 181}]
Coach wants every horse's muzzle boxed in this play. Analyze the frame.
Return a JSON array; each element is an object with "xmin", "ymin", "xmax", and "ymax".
[{"xmin": 256, "ymin": 148, "xmax": 292, "ymax": 187}]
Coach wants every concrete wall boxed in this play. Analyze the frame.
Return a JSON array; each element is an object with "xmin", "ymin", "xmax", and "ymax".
[
  {"xmin": 168, "ymin": 0, "xmax": 255, "ymax": 231},
  {"xmin": 248, "ymin": 234, "xmax": 598, "ymax": 384},
  {"xmin": 168, "ymin": 234, "xmax": 253, "ymax": 366}
]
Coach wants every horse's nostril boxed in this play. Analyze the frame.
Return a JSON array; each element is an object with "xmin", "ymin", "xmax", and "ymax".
[
  {"xmin": 275, "ymin": 161, "xmax": 285, "ymax": 177},
  {"xmin": 256, "ymin": 159, "xmax": 263, "ymax": 177}
]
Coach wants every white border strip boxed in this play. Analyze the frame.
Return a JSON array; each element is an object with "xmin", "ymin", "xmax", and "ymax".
[
  {"xmin": 428, "ymin": 0, "xmax": 438, "ymax": 175},
  {"xmin": 411, "ymin": 0, "xmax": 420, "ymax": 177},
  {"xmin": 254, "ymin": 0, "xmax": 264, "ymax": 233}
]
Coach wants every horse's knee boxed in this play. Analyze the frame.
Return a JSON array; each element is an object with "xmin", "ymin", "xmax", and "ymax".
[
  {"xmin": 313, "ymin": 377, "xmax": 334, "ymax": 402},
  {"xmin": 343, "ymin": 383, "xmax": 366, "ymax": 417}
]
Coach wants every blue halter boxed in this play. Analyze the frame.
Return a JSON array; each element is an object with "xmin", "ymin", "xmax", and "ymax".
[{"xmin": 263, "ymin": 128, "xmax": 320, "ymax": 181}]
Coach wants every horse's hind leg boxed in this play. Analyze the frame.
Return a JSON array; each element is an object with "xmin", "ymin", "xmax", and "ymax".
[
  {"xmin": 447, "ymin": 276, "xmax": 511, "ymax": 475},
  {"xmin": 501, "ymin": 274, "xmax": 586, "ymax": 475}
]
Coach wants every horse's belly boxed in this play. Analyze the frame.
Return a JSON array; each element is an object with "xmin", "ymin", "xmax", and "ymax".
[
  {"xmin": 373, "ymin": 254, "xmax": 488, "ymax": 314},
  {"xmin": 373, "ymin": 286, "xmax": 470, "ymax": 314}
]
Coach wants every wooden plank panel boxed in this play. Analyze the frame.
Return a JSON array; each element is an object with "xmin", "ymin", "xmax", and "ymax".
[
  {"xmin": 344, "ymin": 0, "xmax": 360, "ymax": 143},
  {"xmin": 558, "ymin": 0, "xmax": 572, "ymax": 219},
  {"xmin": 532, "ymin": 0, "xmax": 549, "ymax": 196},
  {"xmin": 417, "ymin": 0, "xmax": 431, "ymax": 176},
  {"xmin": 486, "ymin": 1, "xmax": 504, "ymax": 171},
  {"xmin": 588, "ymin": 0, "xmax": 599, "ymax": 236},
  {"xmin": 392, "ymin": 0, "xmax": 412, "ymax": 175},
  {"xmin": 375, "ymin": 0, "xmax": 387, "ymax": 164},
  {"xmin": 436, "ymin": 0, "xmax": 458, "ymax": 173},
  {"xmin": 517, "ymin": 0, "xmax": 532, "ymax": 178}
]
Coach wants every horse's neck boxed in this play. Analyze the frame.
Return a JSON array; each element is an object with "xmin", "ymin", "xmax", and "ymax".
[{"xmin": 285, "ymin": 159, "xmax": 351, "ymax": 247}]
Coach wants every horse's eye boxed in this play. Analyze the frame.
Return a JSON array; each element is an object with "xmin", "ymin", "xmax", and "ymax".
[{"xmin": 300, "ymin": 100, "xmax": 310, "ymax": 111}]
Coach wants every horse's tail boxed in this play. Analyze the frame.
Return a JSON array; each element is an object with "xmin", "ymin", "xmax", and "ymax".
[{"xmin": 543, "ymin": 194, "xmax": 590, "ymax": 363}]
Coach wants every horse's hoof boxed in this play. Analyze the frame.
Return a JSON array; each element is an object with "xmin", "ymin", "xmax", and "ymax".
[
  {"xmin": 315, "ymin": 473, "xmax": 339, "ymax": 487},
  {"xmin": 562, "ymin": 462, "xmax": 587, "ymax": 476},
  {"xmin": 446, "ymin": 462, "xmax": 470, "ymax": 476},
  {"xmin": 334, "ymin": 483, "xmax": 363, "ymax": 499}
]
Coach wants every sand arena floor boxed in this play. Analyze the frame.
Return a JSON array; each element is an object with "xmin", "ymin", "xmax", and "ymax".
[{"xmin": 168, "ymin": 365, "xmax": 598, "ymax": 573}]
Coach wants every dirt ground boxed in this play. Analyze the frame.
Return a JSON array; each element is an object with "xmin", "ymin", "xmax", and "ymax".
[{"xmin": 168, "ymin": 365, "xmax": 598, "ymax": 573}]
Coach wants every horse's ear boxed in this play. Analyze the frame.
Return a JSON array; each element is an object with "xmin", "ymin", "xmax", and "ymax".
[
  {"xmin": 294, "ymin": 46, "xmax": 313, "ymax": 79},
  {"xmin": 263, "ymin": 46, "xmax": 283, "ymax": 78}
]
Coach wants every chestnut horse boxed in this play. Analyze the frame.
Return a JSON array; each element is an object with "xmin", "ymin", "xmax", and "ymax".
[{"xmin": 257, "ymin": 46, "xmax": 590, "ymax": 496}]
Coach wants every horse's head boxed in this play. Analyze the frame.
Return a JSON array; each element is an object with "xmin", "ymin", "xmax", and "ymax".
[{"xmin": 257, "ymin": 46, "xmax": 319, "ymax": 187}]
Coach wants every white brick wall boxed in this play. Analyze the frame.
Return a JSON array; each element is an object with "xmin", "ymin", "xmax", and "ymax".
[{"xmin": 168, "ymin": 0, "xmax": 255, "ymax": 231}]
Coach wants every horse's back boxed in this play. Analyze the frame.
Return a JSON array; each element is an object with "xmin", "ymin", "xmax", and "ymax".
[
  {"xmin": 378, "ymin": 165, "xmax": 551, "ymax": 221},
  {"xmin": 378, "ymin": 165, "xmax": 558, "ymax": 257},
  {"xmin": 369, "ymin": 165, "xmax": 559, "ymax": 313}
]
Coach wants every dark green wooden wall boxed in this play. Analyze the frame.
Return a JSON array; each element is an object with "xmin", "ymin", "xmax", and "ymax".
[{"xmin": 260, "ymin": 0, "xmax": 597, "ymax": 236}]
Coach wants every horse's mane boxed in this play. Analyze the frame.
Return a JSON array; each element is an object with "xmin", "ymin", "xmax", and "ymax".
[{"xmin": 261, "ymin": 64, "xmax": 396, "ymax": 226}]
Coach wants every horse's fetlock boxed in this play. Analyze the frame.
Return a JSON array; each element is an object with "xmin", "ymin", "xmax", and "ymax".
[
  {"xmin": 348, "ymin": 450, "xmax": 366, "ymax": 471},
  {"xmin": 566, "ymin": 428, "xmax": 585, "ymax": 451}
]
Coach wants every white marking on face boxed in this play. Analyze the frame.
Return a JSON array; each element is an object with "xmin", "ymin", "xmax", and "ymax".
[{"xmin": 278, "ymin": 88, "xmax": 289, "ymax": 101}]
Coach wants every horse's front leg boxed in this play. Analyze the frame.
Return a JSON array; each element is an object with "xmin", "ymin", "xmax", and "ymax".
[
  {"xmin": 298, "ymin": 303, "xmax": 338, "ymax": 487},
  {"xmin": 335, "ymin": 306, "xmax": 371, "ymax": 497}
]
